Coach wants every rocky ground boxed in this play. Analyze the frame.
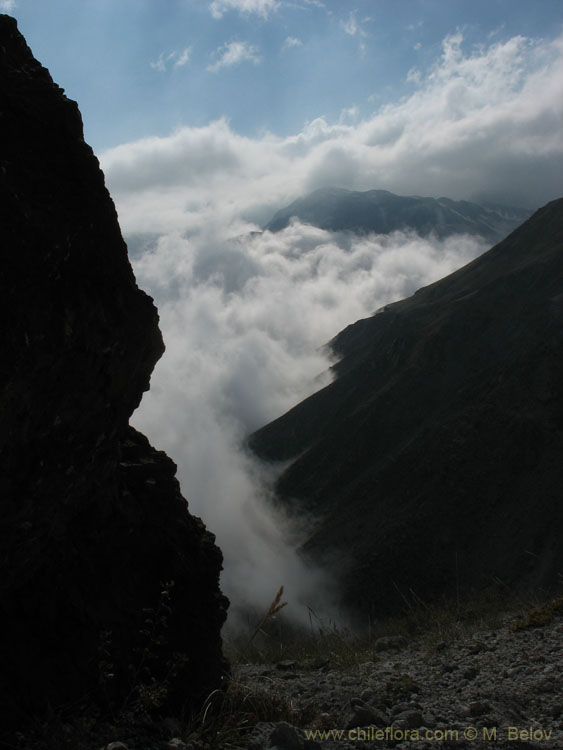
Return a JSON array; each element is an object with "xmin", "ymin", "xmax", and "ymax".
[
  {"xmin": 236, "ymin": 607, "xmax": 563, "ymax": 750},
  {"xmin": 65, "ymin": 601, "xmax": 562, "ymax": 750}
]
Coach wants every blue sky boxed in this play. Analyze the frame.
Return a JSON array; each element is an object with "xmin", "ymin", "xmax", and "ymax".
[{"xmin": 7, "ymin": 0, "xmax": 563, "ymax": 153}]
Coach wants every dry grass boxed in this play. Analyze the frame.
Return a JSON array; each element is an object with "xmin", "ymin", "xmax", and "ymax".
[
  {"xmin": 511, "ymin": 595, "xmax": 563, "ymax": 631},
  {"xmin": 225, "ymin": 585, "xmax": 529, "ymax": 670},
  {"xmin": 184, "ymin": 675, "xmax": 321, "ymax": 749}
]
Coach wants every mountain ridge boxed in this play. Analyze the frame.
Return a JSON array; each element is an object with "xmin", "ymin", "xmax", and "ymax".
[{"xmin": 265, "ymin": 186, "xmax": 532, "ymax": 242}]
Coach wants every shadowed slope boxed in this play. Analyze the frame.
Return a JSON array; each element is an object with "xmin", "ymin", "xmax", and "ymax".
[{"xmin": 250, "ymin": 199, "xmax": 563, "ymax": 615}]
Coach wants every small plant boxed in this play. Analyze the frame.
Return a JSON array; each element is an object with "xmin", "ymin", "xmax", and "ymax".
[{"xmin": 249, "ymin": 586, "xmax": 288, "ymax": 643}]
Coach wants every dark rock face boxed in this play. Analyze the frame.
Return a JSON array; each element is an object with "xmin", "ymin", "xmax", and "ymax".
[
  {"xmin": 0, "ymin": 14, "xmax": 227, "ymax": 726},
  {"xmin": 265, "ymin": 186, "xmax": 532, "ymax": 242},
  {"xmin": 251, "ymin": 198, "xmax": 563, "ymax": 616}
]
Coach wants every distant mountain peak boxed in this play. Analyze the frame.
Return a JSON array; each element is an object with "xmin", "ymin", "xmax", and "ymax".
[{"xmin": 265, "ymin": 187, "xmax": 532, "ymax": 241}]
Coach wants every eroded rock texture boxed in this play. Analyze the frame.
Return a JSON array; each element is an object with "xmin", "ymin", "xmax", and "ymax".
[{"xmin": 0, "ymin": 14, "xmax": 228, "ymax": 726}]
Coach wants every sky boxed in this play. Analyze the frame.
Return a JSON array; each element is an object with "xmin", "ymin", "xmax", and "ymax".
[
  {"xmin": 6, "ymin": 1, "xmax": 563, "ymax": 164},
  {"xmin": 6, "ymin": 0, "xmax": 563, "ymax": 625}
]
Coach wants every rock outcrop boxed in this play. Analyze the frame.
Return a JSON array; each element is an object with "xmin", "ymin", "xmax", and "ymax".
[
  {"xmin": 0, "ymin": 13, "xmax": 228, "ymax": 728},
  {"xmin": 251, "ymin": 198, "xmax": 563, "ymax": 617}
]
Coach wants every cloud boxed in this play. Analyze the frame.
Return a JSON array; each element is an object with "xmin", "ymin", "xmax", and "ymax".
[
  {"xmin": 103, "ymin": 30, "xmax": 563, "ymax": 244},
  {"xmin": 129, "ymin": 223, "xmax": 487, "ymax": 623},
  {"xmin": 284, "ymin": 35, "xmax": 303, "ymax": 49},
  {"xmin": 340, "ymin": 11, "xmax": 369, "ymax": 55},
  {"xmin": 341, "ymin": 12, "xmax": 358, "ymax": 37},
  {"xmin": 339, "ymin": 105, "xmax": 359, "ymax": 123},
  {"xmin": 101, "ymin": 30, "xmax": 563, "ymax": 622},
  {"xmin": 407, "ymin": 66, "xmax": 422, "ymax": 84},
  {"xmin": 150, "ymin": 52, "xmax": 176, "ymax": 73},
  {"xmin": 174, "ymin": 47, "xmax": 191, "ymax": 68},
  {"xmin": 210, "ymin": 0, "xmax": 279, "ymax": 19},
  {"xmin": 150, "ymin": 47, "xmax": 192, "ymax": 72},
  {"xmin": 207, "ymin": 40, "xmax": 261, "ymax": 72},
  {"xmin": 0, "ymin": 0, "xmax": 16, "ymax": 11}
]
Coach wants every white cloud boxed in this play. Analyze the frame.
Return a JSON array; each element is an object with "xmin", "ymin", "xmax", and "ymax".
[
  {"xmin": 150, "ymin": 53, "xmax": 168, "ymax": 73},
  {"xmin": 407, "ymin": 66, "xmax": 422, "ymax": 84},
  {"xmin": 101, "ymin": 31, "xmax": 563, "ymax": 622},
  {"xmin": 284, "ymin": 35, "xmax": 303, "ymax": 49},
  {"xmin": 174, "ymin": 47, "xmax": 192, "ymax": 68},
  {"xmin": 341, "ymin": 12, "xmax": 358, "ymax": 37},
  {"xmin": 130, "ymin": 223, "xmax": 486, "ymax": 622},
  {"xmin": 340, "ymin": 10, "xmax": 369, "ymax": 55},
  {"xmin": 339, "ymin": 105, "xmax": 359, "ymax": 123},
  {"xmin": 105, "ymin": 32, "xmax": 563, "ymax": 235},
  {"xmin": 0, "ymin": 0, "xmax": 16, "ymax": 11},
  {"xmin": 151, "ymin": 47, "xmax": 191, "ymax": 72},
  {"xmin": 207, "ymin": 40, "xmax": 261, "ymax": 72},
  {"xmin": 210, "ymin": 0, "xmax": 279, "ymax": 19},
  {"xmin": 488, "ymin": 24, "xmax": 506, "ymax": 40}
]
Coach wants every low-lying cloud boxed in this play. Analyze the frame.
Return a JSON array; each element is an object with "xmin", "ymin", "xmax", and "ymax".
[
  {"xmin": 100, "ymin": 29, "xmax": 563, "ymax": 625},
  {"xmin": 130, "ymin": 223, "xmax": 487, "ymax": 624}
]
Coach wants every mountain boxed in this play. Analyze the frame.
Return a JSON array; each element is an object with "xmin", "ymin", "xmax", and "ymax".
[
  {"xmin": 0, "ymin": 14, "xmax": 227, "ymax": 728},
  {"xmin": 265, "ymin": 187, "xmax": 532, "ymax": 242},
  {"xmin": 250, "ymin": 198, "xmax": 563, "ymax": 617}
]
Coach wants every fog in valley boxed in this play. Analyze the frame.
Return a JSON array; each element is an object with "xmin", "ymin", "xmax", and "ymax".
[{"xmin": 100, "ymin": 29, "xmax": 563, "ymax": 625}]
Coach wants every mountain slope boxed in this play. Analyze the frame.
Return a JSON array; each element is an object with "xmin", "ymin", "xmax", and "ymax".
[
  {"xmin": 265, "ymin": 187, "xmax": 531, "ymax": 242},
  {"xmin": 250, "ymin": 198, "xmax": 563, "ymax": 616}
]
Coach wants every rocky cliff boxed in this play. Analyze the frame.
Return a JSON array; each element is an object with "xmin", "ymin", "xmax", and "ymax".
[
  {"xmin": 0, "ymin": 13, "xmax": 227, "ymax": 728},
  {"xmin": 251, "ymin": 199, "xmax": 563, "ymax": 617}
]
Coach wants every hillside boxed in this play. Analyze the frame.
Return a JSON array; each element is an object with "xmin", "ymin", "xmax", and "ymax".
[{"xmin": 250, "ymin": 198, "xmax": 563, "ymax": 616}]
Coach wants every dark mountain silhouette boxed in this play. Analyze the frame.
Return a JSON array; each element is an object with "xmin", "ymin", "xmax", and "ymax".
[
  {"xmin": 265, "ymin": 187, "xmax": 531, "ymax": 241},
  {"xmin": 250, "ymin": 198, "xmax": 563, "ymax": 617},
  {"xmin": 0, "ymin": 14, "xmax": 227, "ymax": 728}
]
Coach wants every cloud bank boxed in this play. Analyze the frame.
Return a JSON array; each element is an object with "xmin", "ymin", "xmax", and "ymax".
[
  {"xmin": 104, "ymin": 30, "xmax": 563, "ymax": 240},
  {"xmin": 130, "ymin": 223, "xmax": 487, "ymax": 624},
  {"xmin": 100, "ymin": 30, "xmax": 563, "ymax": 624}
]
